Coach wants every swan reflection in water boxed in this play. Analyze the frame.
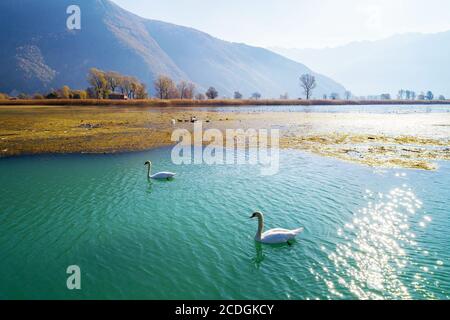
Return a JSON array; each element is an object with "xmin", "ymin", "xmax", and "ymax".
[
  {"xmin": 252, "ymin": 242, "xmax": 265, "ymax": 268},
  {"xmin": 252, "ymin": 241, "xmax": 296, "ymax": 268}
]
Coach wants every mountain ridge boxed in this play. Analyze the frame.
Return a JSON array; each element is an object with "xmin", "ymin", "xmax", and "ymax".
[
  {"xmin": 270, "ymin": 31, "xmax": 450, "ymax": 97},
  {"xmin": 0, "ymin": 0, "xmax": 345, "ymax": 98}
]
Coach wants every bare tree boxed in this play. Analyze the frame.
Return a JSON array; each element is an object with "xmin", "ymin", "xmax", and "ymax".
[
  {"xmin": 300, "ymin": 74, "xmax": 317, "ymax": 100},
  {"xmin": 154, "ymin": 75, "xmax": 176, "ymax": 99},
  {"xmin": 234, "ymin": 91, "xmax": 243, "ymax": 99},
  {"xmin": 105, "ymin": 71, "xmax": 122, "ymax": 93},
  {"xmin": 168, "ymin": 85, "xmax": 180, "ymax": 99},
  {"xmin": 344, "ymin": 91, "xmax": 352, "ymax": 100},
  {"xmin": 129, "ymin": 77, "xmax": 145, "ymax": 99},
  {"xmin": 195, "ymin": 93, "xmax": 206, "ymax": 100},
  {"xmin": 185, "ymin": 83, "xmax": 196, "ymax": 100},
  {"xmin": 177, "ymin": 81, "xmax": 196, "ymax": 99},
  {"xmin": 405, "ymin": 90, "xmax": 410, "ymax": 100},
  {"xmin": 119, "ymin": 76, "xmax": 133, "ymax": 98},
  {"xmin": 251, "ymin": 92, "xmax": 262, "ymax": 100},
  {"xmin": 177, "ymin": 81, "xmax": 188, "ymax": 99}
]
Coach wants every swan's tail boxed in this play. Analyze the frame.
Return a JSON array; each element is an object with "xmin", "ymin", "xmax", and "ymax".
[{"xmin": 293, "ymin": 227, "xmax": 304, "ymax": 235}]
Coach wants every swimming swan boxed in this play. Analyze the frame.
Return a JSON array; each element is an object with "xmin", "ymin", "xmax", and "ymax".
[
  {"xmin": 145, "ymin": 161, "xmax": 176, "ymax": 180},
  {"xmin": 250, "ymin": 211, "xmax": 303, "ymax": 245}
]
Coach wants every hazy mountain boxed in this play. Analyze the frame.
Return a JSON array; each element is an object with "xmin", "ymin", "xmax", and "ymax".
[
  {"xmin": 0, "ymin": 0, "xmax": 345, "ymax": 98},
  {"xmin": 271, "ymin": 31, "xmax": 450, "ymax": 97}
]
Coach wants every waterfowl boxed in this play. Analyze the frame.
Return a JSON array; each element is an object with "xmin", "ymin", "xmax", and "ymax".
[
  {"xmin": 250, "ymin": 211, "xmax": 303, "ymax": 245},
  {"xmin": 145, "ymin": 161, "xmax": 176, "ymax": 180}
]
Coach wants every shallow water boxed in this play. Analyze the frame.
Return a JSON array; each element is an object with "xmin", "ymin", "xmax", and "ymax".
[
  {"xmin": 0, "ymin": 148, "xmax": 449, "ymax": 300},
  {"xmin": 154, "ymin": 104, "xmax": 450, "ymax": 114}
]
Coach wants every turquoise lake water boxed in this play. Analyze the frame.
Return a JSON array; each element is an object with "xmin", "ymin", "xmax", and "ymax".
[{"xmin": 0, "ymin": 148, "xmax": 449, "ymax": 300}]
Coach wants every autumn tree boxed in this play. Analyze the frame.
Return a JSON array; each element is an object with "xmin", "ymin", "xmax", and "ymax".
[
  {"xmin": 72, "ymin": 90, "xmax": 88, "ymax": 99},
  {"xmin": 154, "ymin": 75, "xmax": 176, "ymax": 99},
  {"xmin": 135, "ymin": 83, "xmax": 148, "ymax": 99},
  {"xmin": 118, "ymin": 76, "xmax": 130, "ymax": 97},
  {"xmin": 105, "ymin": 71, "xmax": 122, "ymax": 93},
  {"xmin": 88, "ymin": 68, "xmax": 109, "ymax": 99},
  {"xmin": 168, "ymin": 85, "xmax": 180, "ymax": 99},
  {"xmin": 177, "ymin": 81, "xmax": 196, "ymax": 99},
  {"xmin": 59, "ymin": 85, "xmax": 72, "ymax": 99},
  {"xmin": 185, "ymin": 83, "xmax": 196, "ymax": 100},
  {"xmin": 300, "ymin": 74, "xmax": 316, "ymax": 100}
]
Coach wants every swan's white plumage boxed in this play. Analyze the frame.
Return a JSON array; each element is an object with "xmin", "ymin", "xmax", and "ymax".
[
  {"xmin": 145, "ymin": 161, "xmax": 176, "ymax": 180},
  {"xmin": 260, "ymin": 227, "xmax": 304, "ymax": 244},
  {"xmin": 251, "ymin": 212, "xmax": 303, "ymax": 244},
  {"xmin": 150, "ymin": 172, "xmax": 176, "ymax": 180}
]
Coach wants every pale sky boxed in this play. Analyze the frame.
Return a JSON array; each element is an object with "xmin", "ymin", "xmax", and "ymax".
[{"xmin": 112, "ymin": 0, "xmax": 450, "ymax": 49}]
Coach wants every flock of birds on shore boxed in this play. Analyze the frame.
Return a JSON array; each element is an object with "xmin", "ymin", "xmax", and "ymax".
[{"xmin": 144, "ymin": 160, "xmax": 304, "ymax": 245}]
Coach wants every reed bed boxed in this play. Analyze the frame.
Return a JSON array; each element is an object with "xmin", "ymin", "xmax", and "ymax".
[{"xmin": 1, "ymin": 98, "xmax": 449, "ymax": 107}]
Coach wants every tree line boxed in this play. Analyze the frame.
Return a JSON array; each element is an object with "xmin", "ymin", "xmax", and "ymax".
[
  {"xmin": 87, "ymin": 68, "xmax": 148, "ymax": 99},
  {"xmin": 0, "ymin": 69, "xmax": 448, "ymax": 101},
  {"xmin": 397, "ymin": 89, "xmax": 445, "ymax": 101}
]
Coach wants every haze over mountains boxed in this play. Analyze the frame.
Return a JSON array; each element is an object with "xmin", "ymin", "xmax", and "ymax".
[
  {"xmin": 0, "ymin": 0, "xmax": 345, "ymax": 98},
  {"xmin": 271, "ymin": 31, "xmax": 450, "ymax": 98}
]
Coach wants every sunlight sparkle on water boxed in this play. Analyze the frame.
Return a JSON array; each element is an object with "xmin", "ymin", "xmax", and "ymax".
[{"xmin": 311, "ymin": 186, "xmax": 435, "ymax": 300}]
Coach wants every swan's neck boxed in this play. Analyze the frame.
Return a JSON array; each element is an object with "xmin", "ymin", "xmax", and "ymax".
[
  {"xmin": 255, "ymin": 216, "xmax": 264, "ymax": 241},
  {"xmin": 147, "ymin": 164, "xmax": 152, "ymax": 178}
]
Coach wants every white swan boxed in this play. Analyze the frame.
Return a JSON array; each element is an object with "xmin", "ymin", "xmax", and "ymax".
[
  {"xmin": 145, "ymin": 161, "xmax": 176, "ymax": 180},
  {"xmin": 250, "ymin": 211, "xmax": 303, "ymax": 245}
]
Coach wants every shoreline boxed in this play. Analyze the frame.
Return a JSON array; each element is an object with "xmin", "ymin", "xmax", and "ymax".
[
  {"xmin": 1, "ymin": 98, "xmax": 450, "ymax": 107},
  {"xmin": 0, "ymin": 105, "xmax": 449, "ymax": 170}
]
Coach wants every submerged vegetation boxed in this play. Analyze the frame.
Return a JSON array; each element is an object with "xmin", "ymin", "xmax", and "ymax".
[
  {"xmin": 281, "ymin": 133, "xmax": 450, "ymax": 171},
  {"xmin": 0, "ymin": 105, "xmax": 449, "ymax": 171}
]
